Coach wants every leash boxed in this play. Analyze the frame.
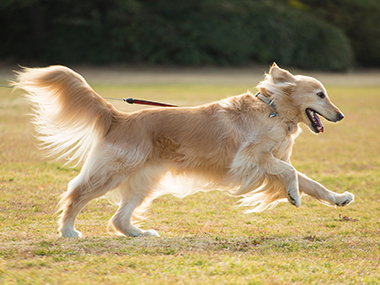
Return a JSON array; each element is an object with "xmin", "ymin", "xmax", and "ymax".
[
  {"xmin": 102, "ymin": 97, "xmax": 177, "ymax": 107},
  {"xmin": 0, "ymin": 85, "xmax": 13, "ymax": 88}
]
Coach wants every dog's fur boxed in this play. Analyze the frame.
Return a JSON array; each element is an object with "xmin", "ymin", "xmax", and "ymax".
[{"xmin": 14, "ymin": 64, "xmax": 354, "ymax": 238}]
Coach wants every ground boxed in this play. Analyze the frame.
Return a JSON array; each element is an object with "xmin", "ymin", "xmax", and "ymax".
[{"xmin": 0, "ymin": 65, "xmax": 379, "ymax": 284}]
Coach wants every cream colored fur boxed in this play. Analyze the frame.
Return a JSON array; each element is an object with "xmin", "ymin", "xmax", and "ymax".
[{"xmin": 14, "ymin": 64, "xmax": 354, "ymax": 238}]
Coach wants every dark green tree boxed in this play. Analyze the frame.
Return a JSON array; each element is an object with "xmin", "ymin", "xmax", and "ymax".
[{"xmin": 0, "ymin": 0, "xmax": 356, "ymax": 70}]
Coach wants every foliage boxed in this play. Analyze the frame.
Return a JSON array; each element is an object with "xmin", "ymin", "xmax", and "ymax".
[
  {"xmin": 0, "ymin": 0, "xmax": 353, "ymax": 70},
  {"xmin": 297, "ymin": 0, "xmax": 380, "ymax": 67}
]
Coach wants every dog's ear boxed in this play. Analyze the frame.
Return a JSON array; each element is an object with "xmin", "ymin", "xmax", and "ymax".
[{"xmin": 269, "ymin": 63, "xmax": 295, "ymax": 84}]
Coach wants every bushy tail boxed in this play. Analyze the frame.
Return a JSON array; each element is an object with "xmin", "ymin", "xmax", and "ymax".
[{"xmin": 13, "ymin": 65, "xmax": 114, "ymax": 165}]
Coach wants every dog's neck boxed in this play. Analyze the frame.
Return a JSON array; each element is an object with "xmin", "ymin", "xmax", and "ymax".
[{"xmin": 255, "ymin": 91, "xmax": 300, "ymax": 135}]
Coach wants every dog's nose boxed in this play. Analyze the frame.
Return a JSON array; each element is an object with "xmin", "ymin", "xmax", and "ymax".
[{"xmin": 337, "ymin": 113, "xmax": 344, "ymax": 121}]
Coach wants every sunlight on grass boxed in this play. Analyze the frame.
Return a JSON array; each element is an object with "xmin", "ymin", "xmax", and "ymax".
[{"xmin": 1, "ymin": 82, "xmax": 379, "ymax": 284}]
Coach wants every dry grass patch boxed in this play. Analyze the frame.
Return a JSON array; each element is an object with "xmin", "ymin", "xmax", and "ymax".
[{"xmin": 1, "ymin": 82, "xmax": 379, "ymax": 284}]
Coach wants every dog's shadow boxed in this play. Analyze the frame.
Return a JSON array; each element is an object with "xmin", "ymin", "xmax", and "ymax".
[{"xmin": 49, "ymin": 234, "xmax": 335, "ymax": 257}]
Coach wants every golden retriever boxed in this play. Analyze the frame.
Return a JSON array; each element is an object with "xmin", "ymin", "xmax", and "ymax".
[{"xmin": 14, "ymin": 63, "xmax": 354, "ymax": 238}]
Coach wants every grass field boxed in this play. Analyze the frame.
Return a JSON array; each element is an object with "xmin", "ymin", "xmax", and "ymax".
[{"xmin": 1, "ymin": 70, "xmax": 380, "ymax": 284}]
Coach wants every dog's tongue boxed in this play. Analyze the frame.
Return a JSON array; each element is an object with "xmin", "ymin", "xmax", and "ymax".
[{"xmin": 314, "ymin": 113, "xmax": 324, "ymax": 133}]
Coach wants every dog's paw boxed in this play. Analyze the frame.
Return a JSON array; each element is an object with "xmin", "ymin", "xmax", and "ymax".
[
  {"xmin": 287, "ymin": 188, "xmax": 301, "ymax": 207},
  {"xmin": 141, "ymin": 229, "xmax": 160, "ymax": 237},
  {"xmin": 60, "ymin": 227, "xmax": 82, "ymax": 238},
  {"xmin": 335, "ymin": 191, "xmax": 355, "ymax": 207},
  {"xmin": 288, "ymin": 196, "xmax": 301, "ymax": 207}
]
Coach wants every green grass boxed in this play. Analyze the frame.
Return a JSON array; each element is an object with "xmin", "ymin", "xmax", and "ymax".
[{"xmin": 1, "ymin": 81, "xmax": 380, "ymax": 284}]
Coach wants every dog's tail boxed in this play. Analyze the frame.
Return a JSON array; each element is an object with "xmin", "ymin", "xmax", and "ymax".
[{"xmin": 13, "ymin": 65, "xmax": 114, "ymax": 165}]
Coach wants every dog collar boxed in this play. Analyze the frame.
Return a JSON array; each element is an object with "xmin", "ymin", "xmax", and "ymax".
[
  {"xmin": 255, "ymin": 92, "xmax": 273, "ymax": 105},
  {"xmin": 255, "ymin": 92, "xmax": 276, "ymax": 117}
]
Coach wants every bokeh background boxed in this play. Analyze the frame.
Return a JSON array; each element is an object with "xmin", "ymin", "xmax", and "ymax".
[{"xmin": 1, "ymin": 0, "xmax": 380, "ymax": 70}]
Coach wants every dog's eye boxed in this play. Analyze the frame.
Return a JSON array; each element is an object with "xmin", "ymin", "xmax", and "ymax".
[{"xmin": 317, "ymin": 92, "xmax": 325, "ymax": 99}]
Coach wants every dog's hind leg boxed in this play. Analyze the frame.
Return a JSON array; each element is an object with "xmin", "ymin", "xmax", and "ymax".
[
  {"xmin": 297, "ymin": 172, "xmax": 354, "ymax": 207},
  {"xmin": 58, "ymin": 171, "xmax": 124, "ymax": 238},
  {"xmin": 110, "ymin": 193, "xmax": 159, "ymax": 237},
  {"xmin": 58, "ymin": 144, "xmax": 128, "ymax": 238},
  {"xmin": 109, "ymin": 165, "xmax": 165, "ymax": 237}
]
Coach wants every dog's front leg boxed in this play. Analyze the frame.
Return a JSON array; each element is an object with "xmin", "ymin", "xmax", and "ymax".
[
  {"xmin": 231, "ymin": 147, "xmax": 301, "ymax": 207},
  {"xmin": 270, "ymin": 159, "xmax": 301, "ymax": 207},
  {"xmin": 297, "ymin": 172, "xmax": 354, "ymax": 207}
]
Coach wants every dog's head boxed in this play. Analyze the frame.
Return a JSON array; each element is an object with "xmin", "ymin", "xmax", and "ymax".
[{"xmin": 259, "ymin": 63, "xmax": 344, "ymax": 133}]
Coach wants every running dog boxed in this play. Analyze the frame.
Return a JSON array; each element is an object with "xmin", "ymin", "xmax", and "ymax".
[{"xmin": 14, "ymin": 64, "xmax": 354, "ymax": 237}]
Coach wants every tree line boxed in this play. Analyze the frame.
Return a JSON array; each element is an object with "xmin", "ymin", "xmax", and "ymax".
[{"xmin": 0, "ymin": 0, "xmax": 379, "ymax": 70}]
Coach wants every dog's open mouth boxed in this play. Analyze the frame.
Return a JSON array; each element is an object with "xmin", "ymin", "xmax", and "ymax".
[{"xmin": 306, "ymin": 108, "xmax": 324, "ymax": 133}]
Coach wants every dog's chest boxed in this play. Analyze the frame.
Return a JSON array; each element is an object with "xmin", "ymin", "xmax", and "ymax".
[
  {"xmin": 271, "ymin": 136, "xmax": 294, "ymax": 160},
  {"xmin": 265, "ymin": 122, "xmax": 300, "ymax": 160}
]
